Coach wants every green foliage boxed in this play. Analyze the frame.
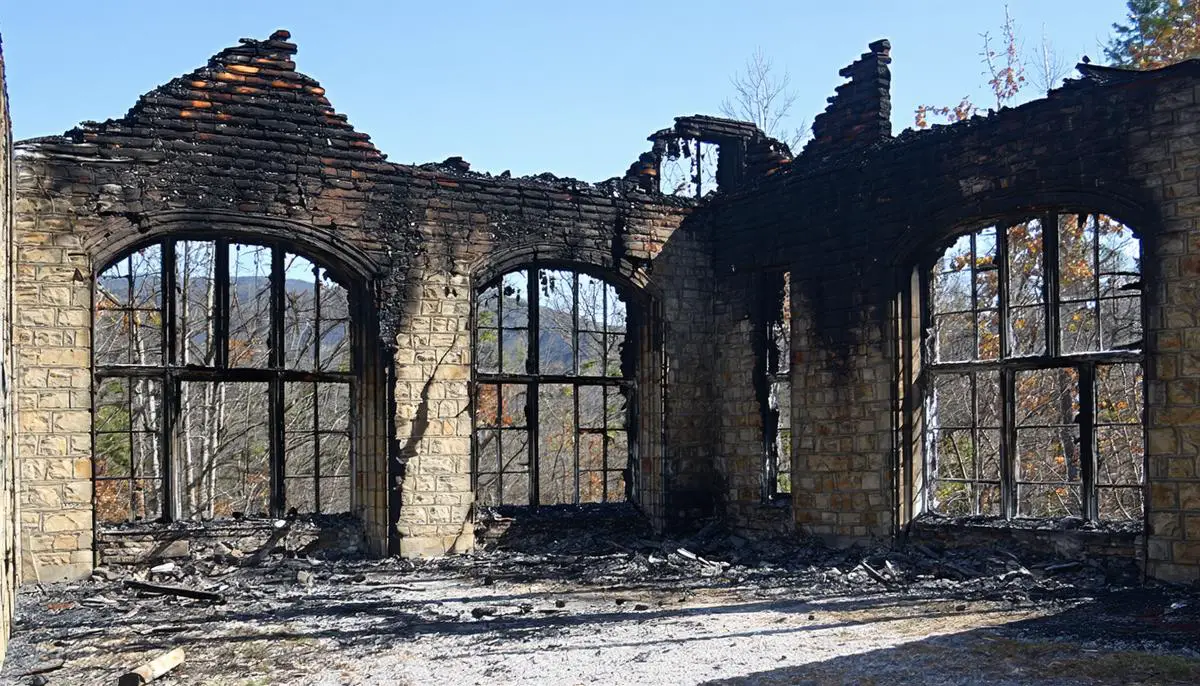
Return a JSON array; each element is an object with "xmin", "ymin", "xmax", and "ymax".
[{"xmin": 1105, "ymin": 0, "xmax": 1200, "ymax": 68}]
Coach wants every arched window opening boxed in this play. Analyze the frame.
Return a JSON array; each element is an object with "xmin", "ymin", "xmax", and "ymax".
[
  {"xmin": 473, "ymin": 266, "xmax": 635, "ymax": 507},
  {"xmin": 925, "ymin": 212, "xmax": 1143, "ymax": 521},
  {"xmin": 94, "ymin": 238, "xmax": 355, "ymax": 524}
]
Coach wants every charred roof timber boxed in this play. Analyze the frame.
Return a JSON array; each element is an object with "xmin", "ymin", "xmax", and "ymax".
[{"xmin": 626, "ymin": 115, "xmax": 792, "ymax": 195}]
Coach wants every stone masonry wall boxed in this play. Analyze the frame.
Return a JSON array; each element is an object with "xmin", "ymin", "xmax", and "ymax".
[
  {"xmin": 0, "ymin": 32, "xmax": 17, "ymax": 662},
  {"xmin": 11, "ymin": 31, "xmax": 718, "ymax": 575},
  {"xmin": 13, "ymin": 30, "xmax": 1200, "ymax": 586},
  {"xmin": 386, "ymin": 165, "xmax": 709, "ymax": 555},
  {"xmin": 708, "ymin": 54, "xmax": 1200, "ymax": 582},
  {"xmin": 713, "ymin": 269, "xmax": 790, "ymax": 533}
]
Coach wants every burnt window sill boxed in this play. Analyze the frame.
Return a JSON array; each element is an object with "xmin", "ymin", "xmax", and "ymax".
[{"xmin": 913, "ymin": 512, "xmax": 1143, "ymax": 536}]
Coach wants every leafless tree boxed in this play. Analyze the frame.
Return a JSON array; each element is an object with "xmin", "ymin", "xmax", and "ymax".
[
  {"xmin": 720, "ymin": 48, "xmax": 809, "ymax": 151},
  {"xmin": 1029, "ymin": 27, "xmax": 1073, "ymax": 94}
]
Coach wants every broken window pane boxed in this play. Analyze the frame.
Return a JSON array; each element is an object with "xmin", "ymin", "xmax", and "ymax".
[
  {"xmin": 926, "ymin": 213, "xmax": 1144, "ymax": 522},
  {"xmin": 177, "ymin": 240, "xmax": 217, "ymax": 365},
  {"xmin": 538, "ymin": 384, "xmax": 576, "ymax": 506},
  {"xmin": 96, "ymin": 245, "xmax": 164, "ymax": 366},
  {"xmin": 1101, "ymin": 296, "xmax": 1141, "ymax": 350},
  {"xmin": 501, "ymin": 430, "xmax": 530, "ymax": 505},
  {"xmin": 1096, "ymin": 424, "xmax": 1144, "ymax": 487},
  {"xmin": 933, "ymin": 312, "xmax": 975, "ymax": 362},
  {"xmin": 1098, "ymin": 486, "xmax": 1143, "ymax": 521},
  {"xmin": 1016, "ymin": 368, "xmax": 1079, "ymax": 428},
  {"xmin": 1060, "ymin": 300, "xmax": 1100, "ymax": 353},
  {"xmin": 179, "ymin": 381, "xmax": 272, "ymax": 520},
  {"xmin": 1096, "ymin": 363, "xmax": 1143, "ymax": 426},
  {"xmin": 1009, "ymin": 304, "xmax": 1046, "ymax": 356},
  {"xmin": 1058, "ymin": 213, "xmax": 1096, "ymax": 302},
  {"xmin": 1018, "ymin": 484, "xmax": 1081, "ymax": 518},
  {"xmin": 476, "ymin": 285, "xmax": 500, "ymax": 374},
  {"xmin": 1007, "ymin": 219, "xmax": 1044, "ymax": 308},
  {"xmin": 932, "ymin": 374, "xmax": 971, "ymax": 429},
  {"xmin": 474, "ymin": 266, "xmax": 635, "ymax": 507},
  {"xmin": 283, "ymin": 252, "xmax": 318, "ymax": 371},
  {"xmin": 229, "ymin": 243, "xmax": 273, "ymax": 369},
  {"xmin": 501, "ymin": 328, "xmax": 529, "ymax": 374},
  {"xmin": 539, "ymin": 269, "xmax": 575, "ymax": 375}
]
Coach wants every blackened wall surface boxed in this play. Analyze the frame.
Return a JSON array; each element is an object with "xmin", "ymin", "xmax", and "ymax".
[
  {"xmin": 12, "ymin": 32, "xmax": 717, "ymax": 578},
  {"xmin": 0, "ymin": 32, "xmax": 17, "ymax": 662},
  {"xmin": 707, "ymin": 59, "xmax": 1200, "ymax": 582}
]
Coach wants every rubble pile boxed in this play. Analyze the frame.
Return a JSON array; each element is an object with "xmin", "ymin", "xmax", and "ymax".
[{"xmin": 2, "ymin": 508, "xmax": 1196, "ymax": 683}]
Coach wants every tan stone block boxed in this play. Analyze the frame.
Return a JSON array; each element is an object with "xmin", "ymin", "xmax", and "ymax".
[
  {"xmin": 1149, "ymin": 428, "xmax": 1179, "ymax": 455},
  {"xmin": 36, "ymin": 348, "xmax": 89, "ymax": 367},
  {"xmin": 52, "ymin": 410, "xmax": 90, "ymax": 433},
  {"xmin": 1149, "ymin": 562, "xmax": 1200, "ymax": 584},
  {"xmin": 1173, "ymin": 481, "xmax": 1200, "ymax": 512},
  {"xmin": 36, "ymin": 391, "xmax": 70, "ymax": 409},
  {"xmin": 25, "ymin": 534, "xmax": 54, "ymax": 552},
  {"xmin": 37, "ymin": 561, "xmax": 93, "ymax": 583},
  {"xmin": 1153, "ymin": 512, "xmax": 1182, "ymax": 538},
  {"xmin": 20, "ymin": 459, "xmax": 46, "ymax": 481},
  {"xmin": 1170, "ymin": 458, "xmax": 1198, "ymax": 479},
  {"xmin": 1151, "ymin": 483, "xmax": 1179, "ymax": 509},
  {"xmin": 52, "ymin": 534, "xmax": 80, "ymax": 551},
  {"xmin": 1173, "ymin": 542, "xmax": 1200, "ymax": 565},
  {"xmin": 42, "ymin": 510, "xmax": 90, "ymax": 533},
  {"xmin": 18, "ymin": 410, "xmax": 51, "ymax": 433},
  {"xmin": 56, "ymin": 309, "xmax": 90, "ymax": 328},
  {"xmin": 63, "ymin": 482, "xmax": 91, "ymax": 504},
  {"xmin": 398, "ymin": 536, "xmax": 447, "ymax": 558},
  {"xmin": 39, "ymin": 436, "xmax": 70, "ymax": 458},
  {"xmin": 1186, "ymin": 514, "xmax": 1200, "ymax": 540},
  {"xmin": 73, "ymin": 458, "xmax": 92, "ymax": 479},
  {"xmin": 41, "ymin": 285, "xmax": 72, "ymax": 306},
  {"xmin": 25, "ymin": 485, "xmax": 61, "ymax": 509}
]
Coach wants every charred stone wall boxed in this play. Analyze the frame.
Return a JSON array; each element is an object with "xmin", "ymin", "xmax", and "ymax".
[
  {"xmin": 708, "ymin": 52, "xmax": 1200, "ymax": 582},
  {"xmin": 12, "ymin": 28, "xmax": 1200, "ymax": 586},
  {"xmin": 0, "ymin": 32, "xmax": 16, "ymax": 662},
  {"xmin": 10, "ymin": 32, "xmax": 718, "ymax": 578}
]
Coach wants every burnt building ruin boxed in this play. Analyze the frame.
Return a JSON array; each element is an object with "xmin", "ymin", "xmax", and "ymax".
[{"xmin": 2, "ymin": 28, "xmax": 1200, "ymax": 652}]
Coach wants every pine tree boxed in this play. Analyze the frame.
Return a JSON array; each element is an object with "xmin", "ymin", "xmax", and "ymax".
[{"xmin": 1105, "ymin": 0, "xmax": 1200, "ymax": 68}]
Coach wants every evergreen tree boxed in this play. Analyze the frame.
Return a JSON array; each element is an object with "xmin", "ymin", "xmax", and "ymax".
[{"xmin": 1105, "ymin": 0, "xmax": 1200, "ymax": 68}]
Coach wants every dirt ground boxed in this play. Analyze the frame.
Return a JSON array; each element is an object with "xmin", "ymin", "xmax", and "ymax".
[{"xmin": 3, "ymin": 510, "xmax": 1198, "ymax": 685}]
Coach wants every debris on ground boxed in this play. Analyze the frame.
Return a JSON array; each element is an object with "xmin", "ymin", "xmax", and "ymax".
[{"xmin": 1, "ymin": 506, "xmax": 1196, "ymax": 684}]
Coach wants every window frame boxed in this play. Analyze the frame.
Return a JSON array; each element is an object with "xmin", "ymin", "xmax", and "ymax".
[
  {"xmin": 471, "ymin": 262, "xmax": 637, "ymax": 508},
  {"xmin": 921, "ymin": 211, "xmax": 1144, "ymax": 522},
  {"xmin": 92, "ymin": 235, "xmax": 358, "ymax": 523},
  {"xmin": 761, "ymin": 270, "xmax": 792, "ymax": 501}
]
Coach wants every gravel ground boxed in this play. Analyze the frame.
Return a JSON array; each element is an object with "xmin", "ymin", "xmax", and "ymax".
[{"xmin": 3, "ymin": 509, "xmax": 1198, "ymax": 685}]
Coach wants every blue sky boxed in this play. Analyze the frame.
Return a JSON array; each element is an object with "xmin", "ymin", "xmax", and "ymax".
[{"xmin": 2, "ymin": 1, "xmax": 1128, "ymax": 182}]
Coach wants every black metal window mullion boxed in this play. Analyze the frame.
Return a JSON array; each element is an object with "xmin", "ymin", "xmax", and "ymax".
[
  {"xmin": 1078, "ymin": 363, "xmax": 1098, "ymax": 520},
  {"xmin": 527, "ymin": 266, "xmax": 540, "ymax": 508},
  {"xmin": 1044, "ymin": 213, "xmax": 1061, "ymax": 358},
  {"xmin": 214, "ymin": 238, "xmax": 230, "ymax": 369},
  {"xmin": 161, "ymin": 242, "xmax": 178, "ymax": 520},
  {"xmin": 572, "ymin": 272, "xmax": 581, "ymax": 505},
  {"xmin": 267, "ymin": 246, "xmax": 286, "ymax": 517},
  {"xmin": 313, "ymin": 263, "xmax": 322, "ymax": 513}
]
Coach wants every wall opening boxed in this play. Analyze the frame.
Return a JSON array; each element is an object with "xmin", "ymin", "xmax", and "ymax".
[
  {"xmin": 93, "ymin": 238, "xmax": 359, "ymax": 524},
  {"xmin": 921, "ymin": 212, "xmax": 1144, "ymax": 522},
  {"xmin": 472, "ymin": 265, "xmax": 637, "ymax": 508},
  {"xmin": 761, "ymin": 271, "xmax": 792, "ymax": 500}
]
